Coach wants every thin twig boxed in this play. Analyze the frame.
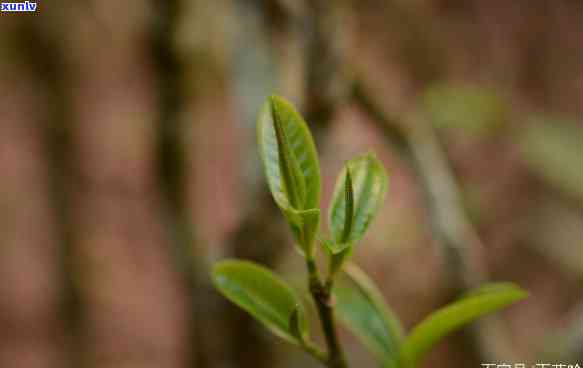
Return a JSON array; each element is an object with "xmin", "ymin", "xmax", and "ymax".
[{"xmin": 306, "ymin": 258, "xmax": 348, "ymax": 368}]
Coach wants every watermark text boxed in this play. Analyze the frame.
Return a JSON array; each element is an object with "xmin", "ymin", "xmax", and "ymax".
[
  {"xmin": 481, "ymin": 364, "xmax": 581, "ymax": 368},
  {"xmin": 1, "ymin": 1, "xmax": 37, "ymax": 12}
]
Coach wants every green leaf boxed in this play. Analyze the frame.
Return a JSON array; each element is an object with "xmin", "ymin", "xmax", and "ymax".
[
  {"xmin": 328, "ymin": 153, "xmax": 389, "ymax": 251},
  {"xmin": 401, "ymin": 283, "xmax": 528, "ymax": 367},
  {"xmin": 423, "ymin": 84, "xmax": 507, "ymax": 136},
  {"xmin": 334, "ymin": 264, "xmax": 404, "ymax": 365},
  {"xmin": 212, "ymin": 260, "xmax": 308, "ymax": 344},
  {"xmin": 257, "ymin": 95, "xmax": 321, "ymax": 211},
  {"xmin": 271, "ymin": 100, "xmax": 307, "ymax": 209},
  {"xmin": 258, "ymin": 96, "xmax": 322, "ymax": 255},
  {"xmin": 519, "ymin": 119, "xmax": 583, "ymax": 202}
]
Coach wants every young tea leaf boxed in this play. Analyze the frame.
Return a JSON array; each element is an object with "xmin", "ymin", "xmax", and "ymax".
[
  {"xmin": 257, "ymin": 95, "xmax": 321, "ymax": 211},
  {"xmin": 400, "ymin": 283, "xmax": 528, "ymax": 367},
  {"xmin": 272, "ymin": 101, "xmax": 307, "ymax": 209},
  {"xmin": 212, "ymin": 260, "xmax": 308, "ymax": 344},
  {"xmin": 333, "ymin": 264, "xmax": 404, "ymax": 365},
  {"xmin": 328, "ymin": 153, "xmax": 388, "ymax": 251},
  {"xmin": 258, "ymin": 96, "xmax": 322, "ymax": 255}
]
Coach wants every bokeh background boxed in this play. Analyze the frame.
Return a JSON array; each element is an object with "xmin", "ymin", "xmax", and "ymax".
[{"xmin": 1, "ymin": 1, "xmax": 583, "ymax": 367}]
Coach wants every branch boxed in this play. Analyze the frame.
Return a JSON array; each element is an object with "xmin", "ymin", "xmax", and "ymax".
[{"xmin": 307, "ymin": 258, "xmax": 348, "ymax": 368}]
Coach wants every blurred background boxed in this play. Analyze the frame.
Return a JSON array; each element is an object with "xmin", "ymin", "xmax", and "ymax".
[{"xmin": 1, "ymin": 0, "xmax": 583, "ymax": 367}]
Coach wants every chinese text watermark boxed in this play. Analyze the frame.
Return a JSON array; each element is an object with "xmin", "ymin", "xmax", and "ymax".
[{"xmin": 482, "ymin": 364, "xmax": 581, "ymax": 368}]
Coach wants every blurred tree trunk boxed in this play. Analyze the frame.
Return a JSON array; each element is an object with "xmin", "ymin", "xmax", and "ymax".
[
  {"xmin": 58, "ymin": 2, "xmax": 187, "ymax": 367},
  {"xmin": 216, "ymin": 1, "xmax": 287, "ymax": 366},
  {"xmin": 0, "ymin": 13, "xmax": 85, "ymax": 368},
  {"xmin": 150, "ymin": 0, "xmax": 210, "ymax": 367},
  {"xmin": 0, "ymin": 21, "xmax": 64, "ymax": 368}
]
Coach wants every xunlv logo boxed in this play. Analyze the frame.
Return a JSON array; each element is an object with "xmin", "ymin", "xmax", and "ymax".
[{"xmin": 1, "ymin": 1, "xmax": 37, "ymax": 12}]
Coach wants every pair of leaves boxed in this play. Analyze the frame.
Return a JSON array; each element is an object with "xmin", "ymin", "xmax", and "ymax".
[
  {"xmin": 257, "ymin": 96, "xmax": 321, "ymax": 255},
  {"xmin": 214, "ymin": 260, "xmax": 527, "ymax": 367},
  {"xmin": 258, "ymin": 96, "xmax": 389, "ymax": 259},
  {"xmin": 333, "ymin": 265, "xmax": 527, "ymax": 367}
]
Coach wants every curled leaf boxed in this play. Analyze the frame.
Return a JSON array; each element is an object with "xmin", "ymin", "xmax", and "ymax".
[
  {"xmin": 258, "ymin": 96, "xmax": 322, "ymax": 254},
  {"xmin": 257, "ymin": 95, "xmax": 321, "ymax": 211},
  {"xmin": 272, "ymin": 100, "xmax": 307, "ymax": 209},
  {"xmin": 328, "ymin": 153, "xmax": 389, "ymax": 251}
]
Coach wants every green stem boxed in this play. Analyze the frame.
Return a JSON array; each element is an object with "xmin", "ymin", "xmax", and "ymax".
[{"xmin": 306, "ymin": 258, "xmax": 348, "ymax": 368}]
